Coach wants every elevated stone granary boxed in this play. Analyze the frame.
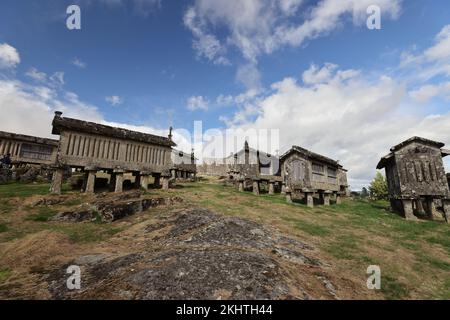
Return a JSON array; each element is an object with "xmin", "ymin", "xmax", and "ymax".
[
  {"xmin": 50, "ymin": 111, "xmax": 176, "ymax": 194},
  {"xmin": 279, "ymin": 146, "xmax": 349, "ymax": 207},
  {"xmin": 377, "ymin": 136, "xmax": 450, "ymax": 222},
  {"xmin": 0, "ymin": 131, "xmax": 58, "ymax": 166},
  {"xmin": 171, "ymin": 148, "xmax": 197, "ymax": 180}
]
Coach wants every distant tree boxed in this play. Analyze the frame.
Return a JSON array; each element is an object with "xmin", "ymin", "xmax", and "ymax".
[
  {"xmin": 361, "ymin": 187, "xmax": 369, "ymax": 198},
  {"xmin": 369, "ymin": 171, "xmax": 388, "ymax": 200}
]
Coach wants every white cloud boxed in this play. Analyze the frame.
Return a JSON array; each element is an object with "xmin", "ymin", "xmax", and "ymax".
[
  {"xmin": 216, "ymin": 94, "xmax": 234, "ymax": 106},
  {"xmin": 236, "ymin": 63, "xmax": 261, "ymax": 90},
  {"xmin": 424, "ymin": 25, "xmax": 450, "ymax": 62},
  {"xmin": 187, "ymin": 95, "xmax": 209, "ymax": 111},
  {"xmin": 0, "ymin": 78, "xmax": 102, "ymax": 138},
  {"xmin": 183, "ymin": 7, "xmax": 230, "ymax": 66},
  {"xmin": 0, "ymin": 43, "xmax": 20, "ymax": 69},
  {"xmin": 0, "ymin": 75, "xmax": 196, "ymax": 155},
  {"xmin": 221, "ymin": 62, "xmax": 450, "ymax": 190},
  {"xmin": 49, "ymin": 72, "xmax": 65, "ymax": 87},
  {"xmin": 26, "ymin": 68, "xmax": 66, "ymax": 88},
  {"xmin": 409, "ymin": 82, "xmax": 450, "ymax": 103},
  {"xmin": 105, "ymin": 95, "xmax": 123, "ymax": 106},
  {"xmin": 71, "ymin": 57, "xmax": 87, "ymax": 68},
  {"xmin": 26, "ymin": 68, "xmax": 47, "ymax": 82},
  {"xmin": 184, "ymin": 0, "xmax": 402, "ymax": 64},
  {"xmin": 400, "ymin": 25, "xmax": 450, "ymax": 81}
]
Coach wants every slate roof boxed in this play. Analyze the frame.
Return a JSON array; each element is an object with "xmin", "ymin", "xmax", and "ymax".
[
  {"xmin": 389, "ymin": 136, "xmax": 444, "ymax": 152},
  {"xmin": 279, "ymin": 145, "xmax": 341, "ymax": 168},
  {"xmin": 377, "ymin": 136, "xmax": 446, "ymax": 169},
  {"xmin": 0, "ymin": 131, "xmax": 59, "ymax": 146},
  {"xmin": 52, "ymin": 112, "xmax": 176, "ymax": 147}
]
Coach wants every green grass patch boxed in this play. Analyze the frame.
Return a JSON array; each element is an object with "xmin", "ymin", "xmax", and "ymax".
[
  {"xmin": 0, "ymin": 199, "xmax": 13, "ymax": 214},
  {"xmin": 324, "ymin": 234, "xmax": 360, "ymax": 260},
  {"xmin": 417, "ymin": 254, "xmax": 450, "ymax": 271},
  {"xmin": 0, "ymin": 223, "xmax": 8, "ymax": 233},
  {"xmin": 381, "ymin": 275, "xmax": 409, "ymax": 300},
  {"xmin": 0, "ymin": 268, "xmax": 11, "ymax": 283},
  {"xmin": 65, "ymin": 226, "xmax": 122, "ymax": 243},
  {"xmin": 439, "ymin": 278, "xmax": 450, "ymax": 299},
  {"xmin": 294, "ymin": 221, "xmax": 330, "ymax": 237},
  {"xmin": 25, "ymin": 207, "xmax": 58, "ymax": 222},
  {"xmin": 0, "ymin": 182, "xmax": 70, "ymax": 198},
  {"xmin": 425, "ymin": 235, "xmax": 450, "ymax": 254},
  {"xmin": 282, "ymin": 217, "xmax": 331, "ymax": 236}
]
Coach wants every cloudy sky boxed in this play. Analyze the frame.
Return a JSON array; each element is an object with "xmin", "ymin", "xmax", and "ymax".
[{"xmin": 0, "ymin": 0, "xmax": 450, "ymax": 189}]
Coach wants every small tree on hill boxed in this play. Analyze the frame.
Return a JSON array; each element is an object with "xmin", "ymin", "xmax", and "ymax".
[{"xmin": 369, "ymin": 171, "xmax": 388, "ymax": 200}]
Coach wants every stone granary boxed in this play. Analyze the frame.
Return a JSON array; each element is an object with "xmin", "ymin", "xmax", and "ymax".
[
  {"xmin": 198, "ymin": 141, "xmax": 280, "ymax": 178},
  {"xmin": 0, "ymin": 131, "xmax": 58, "ymax": 166},
  {"xmin": 50, "ymin": 111, "xmax": 176, "ymax": 194},
  {"xmin": 171, "ymin": 148, "xmax": 197, "ymax": 180},
  {"xmin": 279, "ymin": 146, "xmax": 349, "ymax": 207},
  {"xmin": 377, "ymin": 136, "xmax": 450, "ymax": 222},
  {"xmin": 229, "ymin": 141, "xmax": 280, "ymax": 177},
  {"xmin": 228, "ymin": 141, "xmax": 283, "ymax": 196}
]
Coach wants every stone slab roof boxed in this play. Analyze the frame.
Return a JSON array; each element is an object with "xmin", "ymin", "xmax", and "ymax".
[
  {"xmin": 0, "ymin": 130, "xmax": 59, "ymax": 146},
  {"xmin": 390, "ymin": 136, "xmax": 444, "ymax": 152},
  {"xmin": 377, "ymin": 136, "xmax": 447, "ymax": 169},
  {"xmin": 280, "ymin": 145, "xmax": 342, "ymax": 168},
  {"xmin": 52, "ymin": 112, "xmax": 176, "ymax": 147},
  {"xmin": 376, "ymin": 153, "xmax": 394, "ymax": 169}
]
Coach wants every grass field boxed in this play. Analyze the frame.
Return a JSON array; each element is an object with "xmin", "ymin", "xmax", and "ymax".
[{"xmin": 0, "ymin": 177, "xmax": 449, "ymax": 299}]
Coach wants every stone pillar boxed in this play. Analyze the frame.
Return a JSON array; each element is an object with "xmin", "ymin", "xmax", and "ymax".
[
  {"xmin": 140, "ymin": 174, "xmax": 150, "ymax": 190},
  {"xmin": 171, "ymin": 169, "xmax": 176, "ymax": 179},
  {"xmin": 323, "ymin": 192, "xmax": 331, "ymax": 206},
  {"xmin": 134, "ymin": 173, "xmax": 141, "ymax": 189},
  {"xmin": 153, "ymin": 174, "xmax": 161, "ymax": 188},
  {"xmin": 416, "ymin": 199, "xmax": 425, "ymax": 215},
  {"xmin": 253, "ymin": 180, "xmax": 260, "ymax": 196},
  {"xmin": 268, "ymin": 181, "xmax": 275, "ymax": 195},
  {"xmin": 442, "ymin": 200, "xmax": 450, "ymax": 223},
  {"xmin": 85, "ymin": 170, "xmax": 96, "ymax": 194},
  {"xmin": 402, "ymin": 199, "xmax": 416, "ymax": 220},
  {"xmin": 50, "ymin": 168, "xmax": 64, "ymax": 194},
  {"xmin": 238, "ymin": 180, "xmax": 244, "ymax": 192},
  {"xmin": 281, "ymin": 183, "xmax": 286, "ymax": 195},
  {"xmin": 318, "ymin": 192, "xmax": 325, "ymax": 205},
  {"xmin": 162, "ymin": 176, "xmax": 170, "ymax": 190},
  {"xmin": 109, "ymin": 173, "xmax": 117, "ymax": 191},
  {"xmin": 305, "ymin": 192, "xmax": 314, "ymax": 208},
  {"xmin": 286, "ymin": 190, "xmax": 293, "ymax": 203},
  {"xmin": 335, "ymin": 194, "xmax": 342, "ymax": 205},
  {"xmin": 115, "ymin": 171, "xmax": 124, "ymax": 193},
  {"xmin": 425, "ymin": 198, "xmax": 440, "ymax": 220}
]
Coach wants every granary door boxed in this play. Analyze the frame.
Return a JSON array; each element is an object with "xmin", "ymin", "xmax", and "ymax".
[{"xmin": 290, "ymin": 159, "xmax": 306, "ymax": 185}]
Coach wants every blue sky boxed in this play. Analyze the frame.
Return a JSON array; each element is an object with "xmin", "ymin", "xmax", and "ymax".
[{"xmin": 1, "ymin": 0, "xmax": 450, "ymax": 189}]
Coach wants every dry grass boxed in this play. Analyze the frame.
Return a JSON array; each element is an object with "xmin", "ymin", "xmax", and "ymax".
[{"xmin": 0, "ymin": 177, "xmax": 449, "ymax": 299}]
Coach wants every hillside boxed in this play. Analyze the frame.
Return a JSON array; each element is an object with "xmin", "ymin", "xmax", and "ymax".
[{"xmin": 0, "ymin": 177, "xmax": 449, "ymax": 299}]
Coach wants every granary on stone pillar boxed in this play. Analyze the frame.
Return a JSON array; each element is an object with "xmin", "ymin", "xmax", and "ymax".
[
  {"xmin": 229, "ymin": 141, "xmax": 280, "ymax": 178},
  {"xmin": 50, "ymin": 111, "xmax": 176, "ymax": 193},
  {"xmin": 0, "ymin": 131, "xmax": 58, "ymax": 166},
  {"xmin": 376, "ymin": 136, "xmax": 450, "ymax": 222},
  {"xmin": 171, "ymin": 148, "xmax": 198, "ymax": 180},
  {"xmin": 224, "ymin": 141, "xmax": 282, "ymax": 193},
  {"xmin": 279, "ymin": 146, "xmax": 348, "ymax": 207}
]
